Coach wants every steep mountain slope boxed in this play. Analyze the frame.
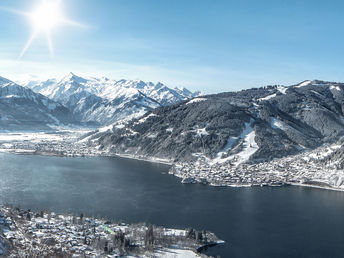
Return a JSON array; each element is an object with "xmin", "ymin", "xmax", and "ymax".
[
  {"xmin": 23, "ymin": 73, "xmax": 200, "ymax": 125},
  {"xmin": 91, "ymin": 80, "xmax": 344, "ymax": 163},
  {"xmin": 22, "ymin": 78, "xmax": 57, "ymax": 93},
  {"xmin": 0, "ymin": 76, "xmax": 74, "ymax": 131}
]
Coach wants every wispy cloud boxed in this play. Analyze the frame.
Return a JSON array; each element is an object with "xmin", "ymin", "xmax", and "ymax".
[{"xmin": 0, "ymin": 6, "xmax": 29, "ymax": 17}]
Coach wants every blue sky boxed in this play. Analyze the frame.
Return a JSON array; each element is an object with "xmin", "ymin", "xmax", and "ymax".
[{"xmin": 0, "ymin": 0, "xmax": 343, "ymax": 93}]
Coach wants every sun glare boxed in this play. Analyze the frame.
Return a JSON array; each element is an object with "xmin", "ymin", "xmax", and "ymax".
[
  {"xmin": 0, "ymin": 0, "xmax": 86, "ymax": 58},
  {"xmin": 30, "ymin": 1, "xmax": 62, "ymax": 31}
]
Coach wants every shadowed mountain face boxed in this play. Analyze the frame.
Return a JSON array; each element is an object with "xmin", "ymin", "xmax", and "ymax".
[
  {"xmin": 23, "ymin": 73, "xmax": 201, "ymax": 126},
  {"xmin": 93, "ymin": 80, "xmax": 344, "ymax": 162},
  {"xmin": 0, "ymin": 77, "xmax": 74, "ymax": 131}
]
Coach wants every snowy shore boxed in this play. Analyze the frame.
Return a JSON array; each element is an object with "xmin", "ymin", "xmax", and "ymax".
[{"xmin": 1, "ymin": 131, "xmax": 344, "ymax": 193}]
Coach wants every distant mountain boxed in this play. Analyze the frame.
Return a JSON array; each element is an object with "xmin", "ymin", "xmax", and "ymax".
[
  {"xmin": 23, "ymin": 73, "xmax": 201, "ymax": 125},
  {"xmin": 90, "ymin": 80, "xmax": 344, "ymax": 163},
  {"xmin": 0, "ymin": 76, "xmax": 74, "ymax": 131}
]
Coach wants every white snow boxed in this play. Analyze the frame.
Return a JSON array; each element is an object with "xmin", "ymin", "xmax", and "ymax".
[
  {"xmin": 115, "ymin": 123, "xmax": 126, "ymax": 129},
  {"xmin": 296, "ymin": 80, "xmax": 312, "ymax": 88},
  {"xmin": 330, "ymin": 85, "xmax": 341, "ymax": 91},
  {"xmin": 195, "ymin": 127, "xmax": 208, "ymax": 136},
  {"xmin": 270, "ymin": 118, "xmax": 307, "ymax": 143},
  {"xmin": 212, "ymin": 118, "xmax": 258, "ymax": 165},
  {"xmin": 0, "ymin": 132, "xmax": 63, "ymax": 142},
  {"xmin": 98, "ymin": 124, "xmax": 114, "ymax": 133},
  {"xmin": 186, "ymin": 98, "xmax": 207, "ymax": 105},
  {"xmin": 277, "ymin": 85, "xmax": 288, "ymax": 94},
  {"xmin": 310, "ymin": 90, "xmax": 324, "ymax": 97},
  {"xmin": 0, "ymin": 130, "xmax": 90, "ymax": 146},
  {"xmin": 270, "ymin": 118, "xmax": 291, "ymax": 131},
  {"xmin": 134, "ymin": 113, "xmax": 158, "ymax": 125},
  {"xmin": 258, "ymin": 93, "xmax": 276, "ymax": 101},
  {"xmin": 163, "ymin": 229, "xmax": 186, "ymax": 236},
  {"xmin": 234, "ymin": 122, "xmax": 259, "ymax": 165},
  {"xmin": 20, "ymin": 73, "xmax": 200, "ymax": 126},
  {"xmin": 214, "ymin": 136, "xmax": 238, "ymax": 160},
  {"xmin": 308, "ymin": 145, "xmax": 341, "ymax": 160},
  {"xmin": 0, "ymin": 94, "xmax": 20, "ymax": 99},
  {"xmin": 153, "ymin": 248, "xmax": 201, "ymax": 258}
]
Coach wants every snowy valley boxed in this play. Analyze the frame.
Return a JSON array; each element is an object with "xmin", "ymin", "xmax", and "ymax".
[{"xmin": 1, "ymin": 78, "xmax": 344, "ymax": 191}]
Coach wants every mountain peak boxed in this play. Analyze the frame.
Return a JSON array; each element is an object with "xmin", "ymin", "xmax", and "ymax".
[
  {"xmin": 60, "ymin": 72, "xmax": 87, "ymax": 84},
  {"xmin": 16, "ymin": 74, "xmax": 201, "ymax": 125}
]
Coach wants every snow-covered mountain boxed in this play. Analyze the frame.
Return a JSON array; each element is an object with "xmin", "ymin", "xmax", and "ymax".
[
  {"xmin": 22, "ymin": 73, "xmax": 201, "ymax": 125},
  {"xmin": 89, "ymin": 80, "xmax": 344, "ymax": 164},
  {"xmin": 0, "ymin": 76, "xmax": 74, "ymax": 131}
]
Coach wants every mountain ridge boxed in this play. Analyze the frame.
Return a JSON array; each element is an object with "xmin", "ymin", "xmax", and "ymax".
[
  {"xmin": 0, "ymin": 76, "xmax": 75, "ymax": 130},
  {"xmin": 89, "ymin": 79, "xmax": 344, "ymax": 164},
  {"xmin": 22, "ymin": 73, "xmax": 201, "ymax": 125}
]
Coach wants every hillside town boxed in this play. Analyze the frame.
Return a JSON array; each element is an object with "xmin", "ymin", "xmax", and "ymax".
[{"xmin": 170, "ymin": 142, "xmax": 344, "ymax": 190}]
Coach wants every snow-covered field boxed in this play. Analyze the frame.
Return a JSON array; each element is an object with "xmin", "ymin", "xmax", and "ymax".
[
  {"xmin": 211, "ymin": 119, "xmax": 258, "ymax": 165},
  {"xmin": 0, "ymin": 132, "xmax": 63, "ymax": 142},
  {"xmin": 0, "ymin": 129, "xmax": 94, "ymax": 157}
]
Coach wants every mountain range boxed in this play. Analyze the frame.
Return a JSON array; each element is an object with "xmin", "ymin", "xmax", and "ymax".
[
  {"xmin": 21, "ymin": 73, "xmax": 201, "ymax": 126},
  {"xmin": 89, "ymin": 80, "xmax": 344, "ymax": 164},
  {"xmin": 2, "ymin": 73, "xmax": 344, "ymax": 169}
]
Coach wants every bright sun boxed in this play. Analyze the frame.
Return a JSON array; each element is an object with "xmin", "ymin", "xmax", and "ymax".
[
  {"xmin": 30, "ymin": 1, "xmax": 63, "ymax": 31},
  {"xmin": 0, "ymin": 0, "xmax": 85, "ymax": 58}
]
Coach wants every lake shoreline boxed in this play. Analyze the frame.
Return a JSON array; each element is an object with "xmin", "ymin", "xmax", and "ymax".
[
  {"xmin": 1, "ymin": 152, "xmax": 344, "ymax": 257},
  {"xmin": 1, "ymin": 148, "xmax": 344, "ymax": 193},
  {"xmin": 0, "ymin": 148, "xmax": 173, "ymax": 165}
]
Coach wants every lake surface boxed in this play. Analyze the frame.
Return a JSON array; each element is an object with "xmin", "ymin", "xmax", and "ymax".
[{"xmin": 1, "ymin": 152, "xmax": 344, "ymax": 257}]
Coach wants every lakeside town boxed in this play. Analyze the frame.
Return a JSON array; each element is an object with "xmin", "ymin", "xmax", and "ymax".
[
  {"xmin": 170, "ymin": 143, "xmax": 344, "ymax": 190},
  {"xmin": 0, "ymin": 206, "xmax": 222, "ymax": 257},
  {"xmin": 1, "ymin": 131, "xmax": 344, "ymax": 192}
]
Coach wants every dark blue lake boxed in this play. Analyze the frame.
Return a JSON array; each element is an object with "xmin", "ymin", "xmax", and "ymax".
[{"xmin": 0, "ymin": 152, "xmax": 344, "ymax": 258}]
